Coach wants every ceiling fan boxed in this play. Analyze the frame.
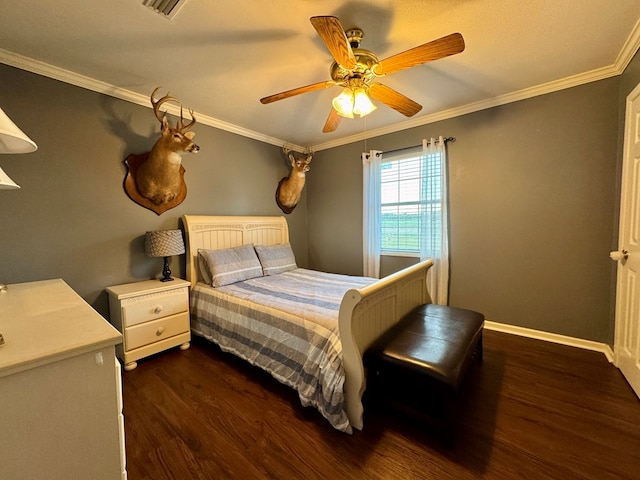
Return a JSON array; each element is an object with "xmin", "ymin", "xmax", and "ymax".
[{"xmin": 260, "ymin": 16, "xmax": 465, "ymax": 133}]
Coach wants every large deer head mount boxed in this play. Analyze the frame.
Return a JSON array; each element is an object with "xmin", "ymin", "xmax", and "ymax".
[
  {"xmin": 134, "ymin": 87, "xmax": 200, "ymax": 207},
  {"xmin": 275, "ymin": 145, "xmax": 313, "ymax": 214}
]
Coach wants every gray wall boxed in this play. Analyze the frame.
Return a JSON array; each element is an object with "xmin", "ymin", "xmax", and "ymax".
[
  {"xmin": 3, "ymin": 50, "xmax": 640, "ymax": 345},
  {"xmin": 307, "ymin": 77, "xmax": 622, "ymax": 344},
  {"xmin": 0, "ymin": 64, "xmax": 309, "ymax": 318}
]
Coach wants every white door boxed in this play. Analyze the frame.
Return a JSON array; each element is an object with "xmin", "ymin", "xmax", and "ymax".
[{"xmin": 613, "ymin": 81, "xmax": 640, "ymax": 398}]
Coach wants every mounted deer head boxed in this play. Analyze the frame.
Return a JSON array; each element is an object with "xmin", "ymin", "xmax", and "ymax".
[
  {"xmin": 275, "ymin": 145, "xmax": 313, "ymax": 214},
  {"xmin": 135, "ymin": 87, "xmax": 200, "ymax": 206}
]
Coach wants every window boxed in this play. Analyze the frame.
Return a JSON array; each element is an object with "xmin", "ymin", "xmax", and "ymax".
[
  {"xmin": 363, "ymin": 138, "xmax": 449, "ymax": 303},
  {"xmin": 379, "ymin": 150, "xmax": 443, "ymax": 256}
]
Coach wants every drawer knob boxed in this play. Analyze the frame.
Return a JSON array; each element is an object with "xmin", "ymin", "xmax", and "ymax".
[
  {"xmin": 153, "ymin": 305, "xmax": 164, "ymax": 314},
  {"xmin": 155, "ymin": 327, "xmax": 165, "ymax": 336}
]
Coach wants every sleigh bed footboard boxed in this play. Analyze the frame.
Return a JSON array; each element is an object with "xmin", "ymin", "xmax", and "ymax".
[{"xmin": 338, "ymin": 258, "xmax": 434, "ymax": 430}]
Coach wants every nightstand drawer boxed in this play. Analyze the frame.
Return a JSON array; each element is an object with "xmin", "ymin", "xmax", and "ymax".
[
  {"xmin": 122, "ymin": 289, "xmax": 188, "ymax": 327},
  {"xmin": 125, "ymin": 312, "xmax": 190, "ymax": 350}
]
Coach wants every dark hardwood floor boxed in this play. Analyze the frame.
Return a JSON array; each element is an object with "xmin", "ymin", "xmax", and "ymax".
[{"xmin": 122, "ymin": 331, "xmax": 640, "ymax": 479}]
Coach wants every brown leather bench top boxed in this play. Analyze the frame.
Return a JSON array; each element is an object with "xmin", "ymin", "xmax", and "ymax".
[{"xmin": 365, "ymin": 304, "xmax": 484, "ymax": 390}]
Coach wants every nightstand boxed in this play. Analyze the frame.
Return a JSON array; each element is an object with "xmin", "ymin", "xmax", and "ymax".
[{"xmin": 107, "ymin": 278, "xmax": 191, "ymax": 371}]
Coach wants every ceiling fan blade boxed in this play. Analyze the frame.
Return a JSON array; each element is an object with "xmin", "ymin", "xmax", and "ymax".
[
  {"xmin": 260, "ymin": 80, "xmax": 336, "ymax": 104},
  {"xmin": 323, "ymin": 107, "xmax": 342, "ymax": 133},
  {"xmin": 310, "ymin": 16, "xmax": 357, "ymax": 69},
  {"xmin": 368, "ymin": 83, "xmax": 422, "ymax": 117},
  {"xmin": 374, "ymin": 33, "xmax": 465, "ymax": 76}
]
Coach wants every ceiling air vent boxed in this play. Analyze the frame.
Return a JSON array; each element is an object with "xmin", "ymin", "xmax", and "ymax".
[{"xmin": 142, "ymin": 0, "xmax": 190, "ymax": 20}]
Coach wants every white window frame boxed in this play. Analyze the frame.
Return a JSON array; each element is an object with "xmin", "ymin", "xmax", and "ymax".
[{"xmin": 379, "ymin": 149, "xmax": 443, "ymax": 257}]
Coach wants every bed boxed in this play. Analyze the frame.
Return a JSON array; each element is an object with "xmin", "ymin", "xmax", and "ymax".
[{"xmin": 182, "ymin": 215, "xmax": 433, "ymax": 432}]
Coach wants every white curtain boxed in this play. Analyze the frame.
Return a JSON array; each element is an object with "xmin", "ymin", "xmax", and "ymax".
[
  {"xmin": 362, "ymin": 150, "xmax": 382, "ymax": 278},
  {"xmin": 421, "ymin": 137, "xmax": 450, "ymax": 305}
]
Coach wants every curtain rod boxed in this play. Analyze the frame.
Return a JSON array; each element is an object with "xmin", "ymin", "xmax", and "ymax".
[{"xmin": 379, "ymin": 136, "xmax": 456, "ymax": 156}]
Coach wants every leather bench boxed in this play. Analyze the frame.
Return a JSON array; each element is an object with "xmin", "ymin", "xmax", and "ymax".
[{"xmin": 364, "ymin": 303, "xmax": 484, "ymax": 429}]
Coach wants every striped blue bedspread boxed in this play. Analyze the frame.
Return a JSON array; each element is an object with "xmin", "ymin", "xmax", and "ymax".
[{"xmin": 190, "ymin": 268, "xmax": 375, "ymax": 433}]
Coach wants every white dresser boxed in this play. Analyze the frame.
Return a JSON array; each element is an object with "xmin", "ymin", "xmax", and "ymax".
[
  {"xmin": 0, "ymin": 279, "xmax": 126, "ymax": 480},
  {"xmin": 107, "ymin": 278, "xmax": 191, "ymax": 371}
]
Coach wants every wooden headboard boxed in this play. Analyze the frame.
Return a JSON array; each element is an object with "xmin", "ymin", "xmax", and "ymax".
[{"xmin": 182, "ymin": 215, "xmax": 289, "ymax": 286}]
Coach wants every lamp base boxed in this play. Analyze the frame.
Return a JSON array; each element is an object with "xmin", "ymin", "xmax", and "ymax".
[{"xmin": 160, "ymin": 256, "xmax": 174, "ymax": 282}]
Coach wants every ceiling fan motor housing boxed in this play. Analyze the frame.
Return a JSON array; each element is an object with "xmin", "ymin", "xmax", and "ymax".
[{"xmin": 329, "ymin": 49, "xmax": 380, "ymax": 84}]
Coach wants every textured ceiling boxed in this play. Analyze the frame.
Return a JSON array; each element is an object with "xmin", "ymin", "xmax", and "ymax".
[{"xmin": 1, "ymin": 0, "xmax": 639, "ymax": 150}]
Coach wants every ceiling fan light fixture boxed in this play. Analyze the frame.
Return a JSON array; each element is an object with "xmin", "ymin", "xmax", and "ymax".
[
  {"xmin": 353, "ymin": 88, "xmax": 377, "ymax": 117},
  {"xmin": 332, "ymin": 88, "xmax": 355, "ymax": 118}
]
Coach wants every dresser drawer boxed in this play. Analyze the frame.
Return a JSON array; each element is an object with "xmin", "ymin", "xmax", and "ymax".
[
  {"xmin": 124, "ymin": 312, "xmax": 190, "ymax": 350},
  {"xmin": 121, "ymin": 289, "xmax": 188, "ymax": 327}
]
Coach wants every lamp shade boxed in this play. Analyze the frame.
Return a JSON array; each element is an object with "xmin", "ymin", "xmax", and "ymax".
[
  {"xmin": 0, "ymin": 107, "xmax": 37, "ymax": 154},
  {"xmin": 332, "ymin": 88, "xmax": 355, "ymax": 118},
  {"xmin": 0, "ymin": 106, "xmax": 38, "ymax": 189},
  {"xmin": 352, "ymin": 88, "xmax": 377, "ymax": 117},
  {"xmin": 145, "ymin": 230, "xmax": 185, "ymax": 257},
  {"xmin": 0, "ymin": 166, "xmax": 20, "ymax": 190}
]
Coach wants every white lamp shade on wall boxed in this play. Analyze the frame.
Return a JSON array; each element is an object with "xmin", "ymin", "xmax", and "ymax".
[
  {"xmin": 0, "ymin": 167, "xmax": 20, "ymax": 189},
  {"xmin": 0, "ymin": 106, "xmax": 38, "ymax": 189},
  {"xmin": 0, "ymin": 108, "xmax": 37, "ymax": 154}
]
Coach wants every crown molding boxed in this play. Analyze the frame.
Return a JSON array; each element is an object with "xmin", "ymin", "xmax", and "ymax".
[
  {"xmin": 312, "ymin": 63, "xmax": 621, "ymax": 151},
  {"xmin": 615, "ymin": 16, "xmax": 640, "ymax": 72},
  {"xmin": 0, "ymin": 48, "xmax": 301, "ymax": 150},
  {"xmin": 312, "ymin": 19, "xmax": 640, "ymax": 151},
  {"xmin": 2, "ymin": 14, "xmax": 639, "ymax": 154}
]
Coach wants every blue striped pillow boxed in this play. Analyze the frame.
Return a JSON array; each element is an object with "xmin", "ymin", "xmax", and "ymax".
[
  {"xmin": 254, "ymin": 243, "xmax": 297, "ymax": 276},
  {"xmin": 199, "ymin": 244, "xmax": 263, "ymax": 287}
]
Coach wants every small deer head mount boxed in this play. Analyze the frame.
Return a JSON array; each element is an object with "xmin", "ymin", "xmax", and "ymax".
[
  {"xmin": 134, "ymin": 87, "xmax": 200, "ymax": 206},
  {"xmin": 275, "ymin": 145, "xmax": 313, "ymax": 214}
]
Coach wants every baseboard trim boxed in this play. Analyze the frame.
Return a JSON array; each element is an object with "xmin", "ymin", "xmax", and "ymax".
[{"xmin": 484, "ymin": 321, "xmax": 615, "ymax": 363}]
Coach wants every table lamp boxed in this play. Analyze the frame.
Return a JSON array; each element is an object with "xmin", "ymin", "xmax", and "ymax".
[{"xmin": 144, "ymin": 229, "xmax": 185, "ymax": 282}]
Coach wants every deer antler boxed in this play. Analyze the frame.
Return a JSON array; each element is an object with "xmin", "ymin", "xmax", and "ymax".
[
  {"xmin": 178, "ymin": 105, "xmax": 196, "ymax": 132},
  {"xmin": 150, "ymin": 86, "xmax": 180, "ymax": 124},
  {"xmin": 282, "ymin": 144, "xmax": 313, "ymax": 164},
  {"xmin": 303, "ymin": 146, "xmax": 314, "ymax": 163}
]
